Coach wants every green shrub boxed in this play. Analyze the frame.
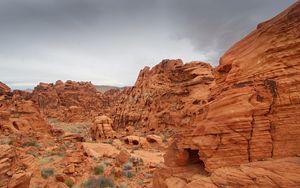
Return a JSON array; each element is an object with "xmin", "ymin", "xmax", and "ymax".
[
  {"xmin": 122, "ymin": 162, "xmax": 133, "ymax": 170},
  {"xmin": 41, "ymin": 168, "xmax": 54, "ymax": 179},
  {"xmin": 94, "ymin": 164, "xmax": 105, "ymax": 175},
  {"xmin": 64, "ymin": 178, "xmax": 75, "ymax": 188},
  {"xmin": 122, "ymin": 170, "xmax": 134, "ymax": 178},
  {"xmin": 81, "ymin": 176, "xmax": 114, "ymax": 188}
]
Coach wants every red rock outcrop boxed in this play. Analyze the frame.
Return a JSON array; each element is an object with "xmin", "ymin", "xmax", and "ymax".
[
  {"xmin": 111, "ymin": 60, "xmax": 214, "ymax": 132},
  {"xmin": 31, "ymin": 80, "xmax": 104, "ymax": 122},
  {"xmin": 153, "ymin": 1, "xmax": 300, "ymax": 187},
  {"xmin": 0, "ymin": 82, "xmax": 11, "ymax": 94},
  {"xmin": 90, "ymin": 115, "xmax": 118, "ymax": 140},
  {"xmin": 154, "ymin": 157, "xmax": 300, "ymax": 188},
  {"xmin": 0, "ymin": 84, "xmax": 50, "ymax": 137},
  {"xmin": 175, "ymin": 1, "xmax": 300, "ymax": 172},
  {"xmin": 0, "ymin": 145, "xmax": 32, "ymax": 188}
]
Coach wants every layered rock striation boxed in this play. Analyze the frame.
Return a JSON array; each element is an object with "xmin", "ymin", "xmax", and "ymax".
[{"xmin": 154, "ymin": 1, "xmax": 300, "ymax": 187}]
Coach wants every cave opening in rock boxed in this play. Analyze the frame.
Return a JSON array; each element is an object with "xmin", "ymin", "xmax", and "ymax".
[
  {"xmin": 12, "ymin": 121, "xmax": 19, "ymax": 130},
  {"xmin": 185, "ymin": 149, "xmax": 208, "ymax": 175},
  {"xmin": 132, "ymin": 140, "xmax": 139, "ymax": 145},
  {"xmin": 146, "ymin": 137, "xmax": 157, "ymax": 143},
  {"xmin": 124, "ymin": 138, "xmax": 129, "ymax": 144}
]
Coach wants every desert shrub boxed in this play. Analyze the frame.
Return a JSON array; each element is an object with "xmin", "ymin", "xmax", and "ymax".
[
  {"xmin": 122, "ymin": 170, "xmax": 134, "ymax": 178},
  {"xmin": 122, "ymin": 162, "xmax": 133, "ymax": 170},
  {"xmin": 41, "ymin": 168, "xmax": 54, "ymax": 179},
  {"xmin": 94, "ymin": 164, "xmax": 105, "ymax": 175},
  {"xmin": 98, "ymin": 176, "xmax": 114, "ymax": 188},
  {"xmin": 81, "ymin": 176, "xmax": 114, "ymax": 188},
  {"xmin": 22, "ymin": 140, "xmax": 41, "ymax": 148},
  {"xmin": 103, "ymin": 139, "xmax": 113, "ymax": 145},
  {"xmin": 64, "ymin": 177, "xmax": 75, "ymax": 188},
  {"xmin": 129, "ymin": 157, "xmax": 143, "ymax": 166},
  {"xmin": 101, "ymin": 160, "xmax": 111, "ymax": 166},
  {"xmin": 44, "ymin": 151, "xmax": 56, "ymax": 157},
  {"xmin": 80, "ymin": 178, "xmax": 98, "ymax": 188},
  {"xmin": 38, "ymin": 157, "xmax": 54, "ymax": 165},
  {"xmin": 138, "ymin": 158, "xmax": 144, "ymax": 165},
  {"xmin": 136, "ymin": 179, "xmax": 144, "ymax": 185}
]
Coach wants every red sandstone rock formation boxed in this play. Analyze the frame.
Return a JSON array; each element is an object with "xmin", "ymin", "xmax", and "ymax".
[
  {"xmin": 0, "ymin": 85, "xmax": 50, "ymax": 137},
  {"xmin": 153, "ymin": 1, "xmax": 300, "ymax": 187},
  {"xmin": 31, "ymin": 80, "xmax": 104, "ymax": 122},
  {"xmin": 111, "ymin": 59, "xmax": 214, "ymax": 132},
  {"xmin": 90, "ymin": 115, "xmax": 118, "ymax": 140},
  {"xmin": 0, "ymin": 82, "xmax": 11, "ymax": 94},
  {"xmin": 0, "ymin": 145, "xmax": 32, "ymax": 188}
]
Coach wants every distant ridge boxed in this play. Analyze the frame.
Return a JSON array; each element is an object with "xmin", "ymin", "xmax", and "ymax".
[{"xmin": 94, "ymin": 85, "xmax": 121, "ymax": 93}]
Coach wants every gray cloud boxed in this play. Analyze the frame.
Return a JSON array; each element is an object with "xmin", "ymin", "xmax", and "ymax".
[{"xmin": 0, "ymin": 0, "xmax": 295, "ymax": 89}]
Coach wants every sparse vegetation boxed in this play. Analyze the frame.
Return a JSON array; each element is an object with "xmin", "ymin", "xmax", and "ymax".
[
  {"xmin": 122, "ymin": 170, "xmax": 134, "ymax": 178},
  {"xmin": 38, "ymin": 157, "xmax": 54, "ymax": 165},
  {"xmin": 0, "ymin": 137, "xmax": 12, "ymax": 145},
  {"xmin": 64, "ymin": 177, "xmax": 75, "ymax": 188},
  {"xmin": 81, "ymin": 176, "xmax": 114, "ymax": 188},
  {"xmin": 123, "ymin": 162, "xmax": 133, "ymax": 170},
  {"xmin": 41, "ymin": 168, "xmax": 54, "ymax": 179},
  {"xmin": 22, "ymin": 140, "xmax": 41, "ymax": 148},
  {"xmin": 94, "ymin": 164, "xmax": 105, "ymax": 175},
  {"xmin": 48, "ymin": 118, "xmax": 92, "ymax": 140},
  {"xmin": 136, "ymin": 179, "xmax": 144, "ymax": 185},
  {"xmin": 103, "ymin": 139, "xmax": 113, "ymax": 144}
]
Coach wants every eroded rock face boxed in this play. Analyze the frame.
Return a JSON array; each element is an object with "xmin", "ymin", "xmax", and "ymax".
[
  {"xmin": 155, "ymin": 157, "xmax": 300, "ymax": 188},
  {"xmin": 31, "ymin": 80, "xmax": 104, "ymax": 122},
  {"xmin": 153, "ymin": 2, "xmax": 300, "ymax": 187},
  {"xmin": 112, "ymin": 59, "xmax": 214, "ymax": 132},
  {"xmin": 0, "ymin": 145, "xmax": 32, "ymax": 188},
  {"xmin": 90, "ymin": 115, "xmax": 118, "ymax": 140},
  {"xmin": 174, "ymin": 1, "xmax": 300, "ymax": 172},
  {"xmin": 189, "ymin": 157, "xmax": 300, "ymax": 188}
]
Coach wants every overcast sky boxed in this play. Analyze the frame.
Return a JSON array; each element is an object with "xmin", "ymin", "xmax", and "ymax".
[{"xmin": 0, "ymin": 0, "xmax": 295, "ymax": 89}]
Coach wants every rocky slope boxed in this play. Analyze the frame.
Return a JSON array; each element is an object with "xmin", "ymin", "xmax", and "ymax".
[
  {"xmin": 154, "ymin": 1, "xmax": 300, "ymax": 187},
  {"xmin": 111, "ymin": 59, "xmax": 215, "ymax": 133},
  {"xmin": 31, "ymin": 80, "xmax": 105, "ymax": 122}
]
